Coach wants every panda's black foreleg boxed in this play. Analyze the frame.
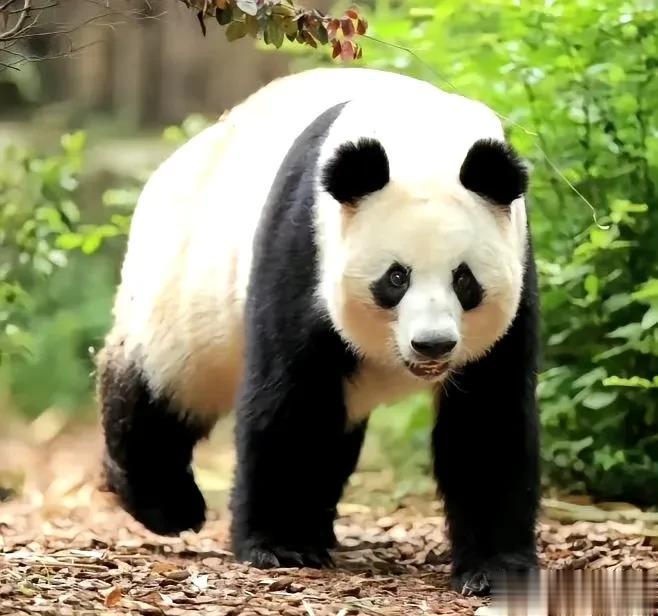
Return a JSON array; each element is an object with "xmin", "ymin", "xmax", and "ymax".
[
  {"xmin": 433, "ymin": 260, "xmax": 541, "ymax": 596},
  {"xmin": 230, "ymin": 345, "xmax": 366, "ymax": 569},
  {"xmin": 98, "ymin": 343, "xmax": 210, "ymax": 536}
]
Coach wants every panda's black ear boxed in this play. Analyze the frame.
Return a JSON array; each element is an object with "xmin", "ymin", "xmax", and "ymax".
[
  {"xmin": 459, "ymin": 138, "xmax": 528, "ymax": 208},
  {"xmin": 321, "ymin": 138, "xmax": 390, "ymax": 206}
]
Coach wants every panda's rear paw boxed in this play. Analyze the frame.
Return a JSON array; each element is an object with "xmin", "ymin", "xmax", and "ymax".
[
  {"xmin": 452, "ymin": 552, "xmax": 538, "ymax": 597},
  {"xmin": 104, "ymin": 457, "xmax": 206, "ymax": 535},
  {"xmin": 236, "ymin": 540, "xmax": 334, "ymax": 569},
  {"xmin": 453, "ymin": 569, "xmax": 492, "ymax": 596}
]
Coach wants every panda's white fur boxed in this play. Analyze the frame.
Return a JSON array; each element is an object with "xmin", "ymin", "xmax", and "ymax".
[{"xmin": 109, "ymin": 67, "xmax": 527, "ymax": 424}]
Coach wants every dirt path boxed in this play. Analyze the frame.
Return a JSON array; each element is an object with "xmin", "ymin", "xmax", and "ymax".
[{"xmin": 2, "ymin": 420, "xmax": 658, "ymax": 615}]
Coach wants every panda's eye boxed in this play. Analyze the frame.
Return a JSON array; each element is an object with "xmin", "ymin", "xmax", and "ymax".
[
  {"xmin": 370, "ymin": 263, "xmax": 410, "ymax": 309},
  {"xmin": 388, "ymin": 266, "xmax": 409, "ymax": 288},
  {"xmin": 452, "ymin": 263, "xmax": 483, "ymax": 311}
]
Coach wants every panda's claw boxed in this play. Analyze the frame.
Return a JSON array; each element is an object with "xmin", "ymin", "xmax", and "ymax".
[
  {"xmin": 301, "ymin": 547, "xmax": 334, "ymax": 569},
  {"xmin": 246, "ymin": 547, "xmax": 283, "ymax": 569},
  {"xmin": 452, "ymin": 552, "xmax": 538, "ymax": 597},
  {"xmin": 456, "ymin": 571, "xmax": 491, "ymax": 596},
  {"xmin": 237, "ymin": 542, "xmax": 333, "ymax": 570}
]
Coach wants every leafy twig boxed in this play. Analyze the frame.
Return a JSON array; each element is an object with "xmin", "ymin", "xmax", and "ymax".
[{"xmin": 180, "ymin": 0, "xmax": 368, "ymax": 60}]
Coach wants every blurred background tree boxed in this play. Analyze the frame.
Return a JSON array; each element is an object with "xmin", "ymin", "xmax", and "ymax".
[{"xmin": 1, "ymin": 0, "xmax": 657, "ymax": 506}]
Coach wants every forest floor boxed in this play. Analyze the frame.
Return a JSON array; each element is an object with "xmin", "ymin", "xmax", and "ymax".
[{"xmin": 2, "ymin": 415, "xmax": 658, "ymax": 616}]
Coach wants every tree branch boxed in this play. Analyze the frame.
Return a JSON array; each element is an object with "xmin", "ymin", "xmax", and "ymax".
[
  {"xmin": 178, "ymin": 0, "xmax": 368, "ymax": 60},
  {"xmin": 0, "ymin": 0, "xmax": 32, "ymax": 41},
  {"xmin": 0, "ymin": 0, "xmax": 367, "ymax": 71},
  {"xmin": 0, "ymin": 1, "xmax": 162, "ymax": 71}
]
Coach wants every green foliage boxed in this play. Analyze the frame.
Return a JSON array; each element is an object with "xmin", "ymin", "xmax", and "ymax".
[
  {"xmin": 539, "ymin": 200, "xmax": 658, "ymax": 504},
  {"xmin": 0, "ymin": 132, "xmax": 87, "ymax": 363},
  {"xmin": 367, "ymin": 393, "xmax": 436, "ymax": 498},
  {"xmin": 0, "ymin": 132, "xmax": 126, "ymax": 415},
  {"xmin": 0, "ymin": 112, "xmax": 216, "ymax": 417},
  {"xmin": 2, "ymin": 256, "xmax": 117, "ymax": 416},
  {"xmin": 327, "ymin": 0, "xmax": 658, "ymax": 503},
  {"xmin": 162, "ymin": 113, "xmax": 212, "ymax": 148}
]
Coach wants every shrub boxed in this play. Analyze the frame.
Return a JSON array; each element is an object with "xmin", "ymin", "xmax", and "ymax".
[
  {"xmin": 0, "ymin": 132, "xmax": 89, "ymax": 364},
  {"xmin": 0, "ymin": 115, "xmax": 211, "ymax": 417},
  {"xmin": 0, "ymin": 133, "xmax": 127, "ymax": 416}
]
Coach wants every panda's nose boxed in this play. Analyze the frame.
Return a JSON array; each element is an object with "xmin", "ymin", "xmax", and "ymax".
[{"xmin": 411, "ymin": 334, "xmax": 457, "ymax": 360}]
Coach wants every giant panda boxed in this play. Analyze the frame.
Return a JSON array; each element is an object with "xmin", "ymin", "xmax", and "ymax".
[{"xmin": 97, "ymin": 67, "xmax": 540, "ymax": 596}]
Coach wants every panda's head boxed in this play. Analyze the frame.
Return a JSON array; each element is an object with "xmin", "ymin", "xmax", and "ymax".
[{"xmin": 315, "ymin": 95, "xmax": 529, "ymax": 382}]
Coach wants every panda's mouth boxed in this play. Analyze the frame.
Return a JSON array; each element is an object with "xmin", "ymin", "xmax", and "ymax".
[{"xmin": 405, "ymin": 361, "xmax": 449, "ymax": 380}]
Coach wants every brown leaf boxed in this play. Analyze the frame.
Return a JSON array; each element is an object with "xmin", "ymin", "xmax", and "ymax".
[
  {"xmin": 133, "ymin": 601, "xmax": 164, "ymax": 615},
  {"xmin": 339, "ymin": 586, "xmax": 361, "ymax": 597},
  {"xmin": 164, "ymin": 570, "xmax": 190, "ymax": 581},
  {"xmin": 340, "ymin": 40, "xmax": 355, "ymax": 61},
  {"xmin": 340, "ymin": 17, "xmax": 355, "ymax": 38},
  {"xmin": 103, "ymin": 586, "xmax": 122, "ymax": 608},
  {"xmin": 201, "ymin": 557, "xmax": 225, "ymax": 569},
  {"xmin": 302, "ymin": 30, "xmax": 317, "ymax": 48},
  {"xmin": 326, "ymin": 18, "xmax": 340, "ymax": 39},
  {"xmin": 261, "ymin": 576, "xmax": 294, "ymax": 591},
  {"xmin": 151, "ymin": 562, "xmax": 179, "ymax": 575}
]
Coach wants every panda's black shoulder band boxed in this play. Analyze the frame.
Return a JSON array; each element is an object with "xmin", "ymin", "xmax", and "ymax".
[
  {"xmin": 321, "ymin": 138, "xmax": 390, "ymax": 206},
  {"xmin": 459, "ymin": 138, "xmax": 528, "ymax": 207}
]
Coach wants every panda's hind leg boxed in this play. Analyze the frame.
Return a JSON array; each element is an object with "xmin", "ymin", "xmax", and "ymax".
[{"xmin": 97, "ymin": 339, "xmax": 212, "ymax": 536}]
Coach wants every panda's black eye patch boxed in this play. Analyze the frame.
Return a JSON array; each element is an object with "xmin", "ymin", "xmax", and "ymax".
[
  {"xmin": 371, "ymin": 263, "xmax": 410, "ymax": 309},
  {"xmin": 452, "ymin": 263, "xmax": 483, "ymax": 311}
]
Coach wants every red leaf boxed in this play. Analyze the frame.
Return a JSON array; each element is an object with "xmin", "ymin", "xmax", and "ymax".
[
  {"xmin": 340, "ymin": 18, "xmax": 355, "ymax": 38},
  {"xmin": 340, "ymin": 40, "xmax": 354, "ymax": 61},
  {"xmin": 332, "ymin": 40, "xmax": 341, "ymax": 59},
  {"xmin": 327, "ymin": 18, "xmax": 340, "ymax": 35},
  {"xmin": 303, "ymin": 30, "xmax": 318, "ymax": 48},
  {"xmin": 345, "ymin": 8, "xmax": 358, "ymax": 19},
  {"xmin": 356, "ymin": 18, "xmax": 367, "ymax": 35}
]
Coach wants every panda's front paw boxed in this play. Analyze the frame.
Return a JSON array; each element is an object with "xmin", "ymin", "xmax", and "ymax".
[
  {"xmin": 235, "ymin": 538, "xmax": 334, "ymax": 569},
  {"xmin": 128, "ymin": 483, "xmax": 207, "ymax": 536},
  {"xmin": 453, "ymin": 569, "xmax": 493, "ymax": 596},
  {"xmin": 452, "ymin": 552, "xmax": 538, "ymax": 597},
  {"xmin": 104, "ymin": 456, "xmax": 207, "ymax": 536}
]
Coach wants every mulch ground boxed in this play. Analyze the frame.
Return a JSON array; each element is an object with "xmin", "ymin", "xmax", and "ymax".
[{"xmin": 2, "ymin": 417, "xmax": 658, "ymax": 615}]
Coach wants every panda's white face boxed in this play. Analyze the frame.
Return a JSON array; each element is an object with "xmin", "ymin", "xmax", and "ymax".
[
  {"xmin": 327, "ymin": 182, "xmax": 525, "ymax": 382},
  {"xmin": 315, "ymin": 96, "xmax": 529, "ymax": 383}
]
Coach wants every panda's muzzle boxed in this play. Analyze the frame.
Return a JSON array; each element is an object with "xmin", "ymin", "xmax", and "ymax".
[
  {"xmin": 404, "ymin": 333, "xmax": 456, "ymax": 379},
  {"xmin": 405, "ymin": 360, "xmax": 450, "ymax": 380}
]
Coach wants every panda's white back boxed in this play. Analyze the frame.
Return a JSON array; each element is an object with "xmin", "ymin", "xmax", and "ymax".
[{"xmin": 110, "ymin": 67, "xmax": 507, "ymax": 419}]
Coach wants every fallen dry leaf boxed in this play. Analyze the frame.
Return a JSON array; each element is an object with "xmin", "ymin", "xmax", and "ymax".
[
  {"xmin": 151, "ymin": 562, "xmax": 180, "ymax": 575},
  {"xmin": 103, "ymin": 585, "xmax": 123, "ymax": 607}
]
